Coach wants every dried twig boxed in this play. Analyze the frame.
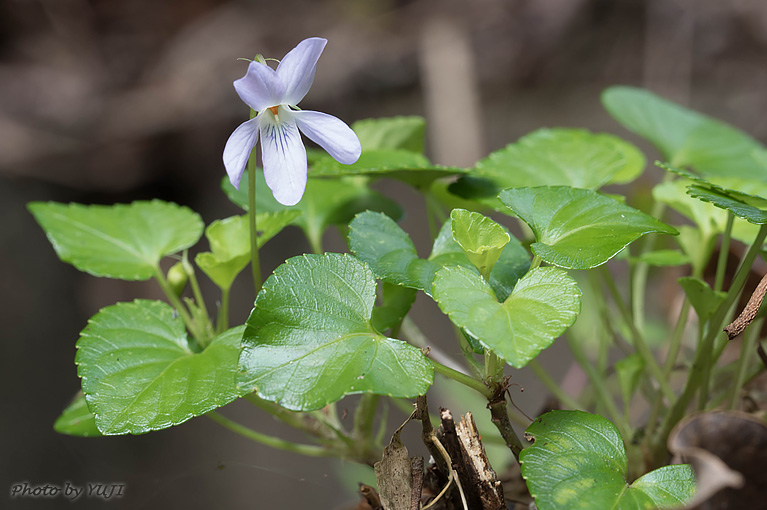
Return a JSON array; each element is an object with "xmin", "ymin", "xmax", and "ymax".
[
  {"xmin": 487, "ymin": 382, "xmax": 524, "ymax": 461},
  {"xmin": 421, "ymin": 435, "xmax": 468, "ymax": 510},
  {"xmin": 724, "ymin": 272, "xmax": 767, "ymax": 339},
  {"xmin": 410, "ymin": 457, "xmax": 424, "ymax": 510}
]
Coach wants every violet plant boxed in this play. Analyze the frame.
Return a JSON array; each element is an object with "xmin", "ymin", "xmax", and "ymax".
[{"xmin": 30, "ymin": 37, "xmax": 767, "ymax": 509}]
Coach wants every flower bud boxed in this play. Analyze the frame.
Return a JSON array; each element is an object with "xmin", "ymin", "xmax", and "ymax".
[{"xmin": 167, "ymin": 262, "xmax": 188, "ymax": 297}]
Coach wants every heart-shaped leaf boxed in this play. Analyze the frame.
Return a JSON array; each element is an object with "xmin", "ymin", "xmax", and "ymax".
[
  {"xmin": 349, "ymin": 212, "xmax": 529, "ymax": 300},
  {"xmin": 76, "ymin": 300, "xmax": 244, "ymax": 434},
  {"xmin": 450, "ymin": 209, "xmax": 509, "ymax": 279},
  {"xmin": 223, "ymin": 171, "xmax": 402, "ymax": 251},
  {"xmin": 473, "ymin": 128, "xmax": 645, "ymax": 190},
  {"xmin": 602, "ymin": 86, "xmax": 767, "ymax": 179},
  {"xmin": 195, "ymin": 211, "xmax": 299, "ymax": 290},
  {"xmin": 28, "ymin": 200, "xmax": 203, "ymax": 280},
  {"xmin": 54, "ymin": 393, "xmax": 101, "ymax": 437},
  {"xmin": 432, "ymin": 266, "xmax": 581, "ymax": 367},
  {"xmin": 308, "ymin": 116, "xmax": 465, "ymax": 188},
  {"xmin": 448, "ymin": 129, "xmax": 645, "ymax": 210},
  {"xmin": 237, "ymin": 253, "xmax": 434, "ymax": 411},
  {"xmin": 499, "ymin": 186, "xmax": 677, "ymax": 269},
  {"xmin": 521, "ymin": 410, "xmax": 696, "ymax": 510},
  {"xmin": 310, "ymin": 149, "xmax": 465, "ymax": 188},
  {"xmin": 348, "ymin": 211, "xmax": 437, "ymax": 291}
]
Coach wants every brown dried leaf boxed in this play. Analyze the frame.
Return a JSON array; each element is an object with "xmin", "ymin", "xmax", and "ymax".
[{"xmin": 668, "ymin": 411, "xmax": 767, "ymax": 509}]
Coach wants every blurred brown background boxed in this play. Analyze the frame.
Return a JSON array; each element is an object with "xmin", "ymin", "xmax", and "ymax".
[{"xmin": 3, "ymin": 0, "xmax": 767, "ymax": 508}]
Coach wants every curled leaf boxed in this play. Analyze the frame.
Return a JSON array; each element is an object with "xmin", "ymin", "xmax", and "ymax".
[{"xmin": 668, "ymin": 411, "xmax": 767, "ymax": 509}]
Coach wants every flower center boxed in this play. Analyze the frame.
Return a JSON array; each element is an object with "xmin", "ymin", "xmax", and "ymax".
[{"xmin": 268, "ymin": 106, "xmax": 279, "ymax": 116}]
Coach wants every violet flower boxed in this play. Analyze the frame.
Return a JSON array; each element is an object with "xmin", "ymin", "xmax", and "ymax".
[{"xmin": 223, "ymin": 37, "xmax": 361, "ymax": 206}]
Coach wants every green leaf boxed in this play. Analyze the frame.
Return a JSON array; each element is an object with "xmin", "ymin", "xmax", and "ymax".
[
  {"xmin": 307, "ymin": 116, "xmax": 465, "ymax": 187},
  {"xmin": 657, "ymin": 162, "xmax": 767, "ymax": 209},
  {"xmin": 76, "ymin": 300, "xmax": 244, "ymax": 434},
  {"xmin": 195, "ymin": 211, "xmax": 299, "ymax": 290},
  {"xmin": 349, "ymin": 212, "xmax": 529, "ymax": 299},
  {"xmin": 348, "ymin": 211, "xmax": 436, "ymax": 291},
  {"xmin": 653, "ymin": 180, "xmax": 723, "ymax": 241},
  {"xmin": 54, "ymin": 393, "xmax": 101, "ymax": 437},
  {"xmin": 688, "ymin": 185, "xmax": 767, "ymax": 225},
  {"xmin": 484, "ymin": 230, "xmax": 531, "ymax": 302},
  {"xmin": 602, "ymin": 86, "xmax": 767, "ymax": 179},
  {"xmin": 473, "ymin": 128, "xmax": 646, "ymax": 190},
  {"xmin": 615, "ymin": 355, "xmax": 645, "ymax": 407},
  {"xmin": 450, "ymin": 209, "xmax": 510, "ymax": 279},
  {"xmin": 678, "ymin": 276, "xmax": 727, "ymax": 322},
  {"xmin": 430, "ymin": 219, "xmax": 530, "ymax": 301},
  {"xmin": 238, "ymin": 254, "xmax": 434, "ymax": 411},
  {"xmin": 652, "ymin": 175, "xmax": 761, "ymax": 247},
  {"xmin": 432, "ymin": 266, "xmax": 581, "ymax": 367},
  {"xmin": 222, "ymin": 171, "xmax": 402, "ymax": 250},
  {"xmin": 521, "ymin": 410, "xmax": 696, "ymax": 510},
  {"xmin": 28, "ymin": 200, "xmax": 203, "ymax": 280},
  {"xmin": 633, "ymin": 250, "xmax": 690, "ymax": 266},
  {"xmin": 353, "ymin": 116, "xmax": 426, "ymax": 153},
  {"xmin": 371, "ymin": 282, "xmax": 417, "ymax": 333},
  {"xmin": 499, "ymin": 186, "xmax": 677, "ymax": 269},
  {"xmin": 609, "ymin": 135, "xmax": 647, "ymax": 184},
  {"xmin": 310, "ymin": 149, "xmax": 465, "ymax": 188}
]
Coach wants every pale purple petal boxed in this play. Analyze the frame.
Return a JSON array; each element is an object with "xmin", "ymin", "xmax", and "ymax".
[
  {"xmin": 234, "ymin": 61, "xmax": 285, "ymax": 112},
  {"xmin": 259, "ymin": 108, "xmax": 307, "ymax": 206},
  {"xmin": 223, "ymin": 117, "xmax": 260, "ymax": 189},
  {"xmin": 276, "ymin": 37, "xmax": 327, "ymax": 106},
  {"xmin": 293, "ymin": 110, "xmax": 361, "ymax": 164}
]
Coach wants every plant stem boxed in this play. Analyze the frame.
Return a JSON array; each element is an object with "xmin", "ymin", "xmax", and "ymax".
[
  {"xmin": 714, "ymin": 213, "xmax": 735, "ymax": 292},
  {"xmin": 153, "ymin": 266, "xmax": 203, "ymax": 344},
  {"xmin": 307, "ymin": 229, "xmax": 324, "ymax": 255},
  {"xmin": 644, "ymin": 300, "xmax": 691, "ymax": 440},
  {"xmin": 527, "ymin": 359, "xmax": 582, "ymax": 410},
  {"xmin": 243, "ymin": 393, "xmax": 351, "ymax": 445},
  {"xmin": 183, "ymin": 251, "xmax": 211, "ymax": 326},
  {"xmin": 657, "ymin": 223, "xmax": 767, "ymax": 448},
  {"xmin": 484, "ymin": 351, "xmax": 503, "ymax": 383},
  {"xmin": 601, "ymin": 267, "xmax": 675, "ymax": 403},
  {"xmin": 662, "ymin": 301, "xmax": 691, "ymax": 378},
  {"xmin": 430, "ymin": 360, "xmax": 493, "ymax": 399},
  {"xmin": 488, "ymin": 399, "xmax": 524, "ymax": 462},
  {"xmin": 207, "ymin": 412, "xmax": 334, "ymax": 457},
  {"xmin": 726, "ymin": 318, "xmax": 761, "ymax": 410},
  {"xmin": 699, "ymin": 224, "xmax": 767, "ymax": 408},
  {"xmin": 247, "ymin": 109, "xmax": 262, "ymax": 295},
  {"xmin": 353, "ymin": 394, "xmax": 380, "ymax": 443},
  {"xmin": 630, "ymin": 182, "xmax": 668, "ymax": 334},
  {"xmin": 567, "ymin": 337, "xmax": 631, "ymax": 441},
  {"xmin": 401, "ymin": 317, "xmax": 468, "ymax": 372}
]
